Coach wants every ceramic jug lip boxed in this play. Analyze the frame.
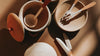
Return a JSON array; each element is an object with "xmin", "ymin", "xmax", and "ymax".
[
  {"xmin": 54, "ymin": 1, "xmax": 88, "ymax": 32},
  {"xmin": 19, "ymin": 1, "xmax": 51, "ymax": 32}
]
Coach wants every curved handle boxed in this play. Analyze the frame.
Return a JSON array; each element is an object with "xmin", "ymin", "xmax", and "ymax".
[
  {"xmin": 81, "ymin": 1, "xmax": 96, "ymax": 11},
  {"xmin": 42, "ymin": 0, "xmax": 51, "ymax": 8}
]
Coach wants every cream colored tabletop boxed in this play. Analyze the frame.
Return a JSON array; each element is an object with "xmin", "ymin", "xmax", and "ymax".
[{"xmin": 0, "ymin": 0, "xmax": 100, "ymax": 56}]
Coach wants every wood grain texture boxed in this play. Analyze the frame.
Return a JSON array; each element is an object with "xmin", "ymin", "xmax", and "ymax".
[{"xmin": 7, "ymin": 13, "xmax": 24, "ymax": 42}]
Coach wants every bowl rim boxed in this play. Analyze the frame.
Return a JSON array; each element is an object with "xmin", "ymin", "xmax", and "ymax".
[
  {"xmin": 19, "ymin": 1, "xmax": 51, "ymax": 32},
  {"xmin": 54, "ymin": 1, "xmax": 88, "ymax": 32}
]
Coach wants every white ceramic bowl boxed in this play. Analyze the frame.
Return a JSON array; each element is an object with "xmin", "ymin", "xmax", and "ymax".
[
  {"xmin": 19, "ymin": 1, "xmax": 51, "ymax": 32},
  {"xmin": 54, "ymin": 1, "xmax": 88, "ymax": 32},
  {"xmin": 24, "ymin": 42, "xmax": 57, "ymax": 56}
]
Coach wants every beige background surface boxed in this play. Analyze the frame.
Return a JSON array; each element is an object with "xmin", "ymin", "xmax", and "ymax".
[{"xmin": 0, "ymin": 0, "xmax": 100, "ymax": 56}]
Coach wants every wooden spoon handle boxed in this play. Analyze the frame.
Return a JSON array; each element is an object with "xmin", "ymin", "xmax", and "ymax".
[
  {"xmin": 81, "ymin": 1, "xmax": 96, "ymax": 11},
  {"xmin": 42, "ymin": 0, "xmax": 51, "ymax": 8},
  {"xmin": 34, "ymin": 7, "xmax": 43, "ymax": 19},
  {"xmin": 73, "ymin": 0, "xmax": 79, "ymax": 5},
  {"xmin": 34, "ymin": 0, "xmax": 51, "ymax": 19}
]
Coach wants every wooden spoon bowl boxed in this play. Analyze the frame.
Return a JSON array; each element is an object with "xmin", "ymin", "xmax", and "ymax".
[
  {"xmin": 24, "ymin": 14, "xmax": 38, "ymax": 28},
  {"xmin": 19, "ymin": 1, "xmax": 51, "ymax": 32}
]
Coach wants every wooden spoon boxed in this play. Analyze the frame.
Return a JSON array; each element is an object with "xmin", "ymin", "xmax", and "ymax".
[
  {"xmin": 61, "ymin": 1, "xmax": 96, "ymax": 25},
  {"xmin": 24, "ymin": 0, "xmax": 51, "ymax": 28}
]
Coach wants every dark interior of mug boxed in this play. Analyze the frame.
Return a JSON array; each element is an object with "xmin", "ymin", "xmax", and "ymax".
[{"xmin": 23, "ymin": 1, "xmax": 48, "ymax": 29}]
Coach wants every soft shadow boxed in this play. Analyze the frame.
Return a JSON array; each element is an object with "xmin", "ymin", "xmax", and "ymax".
[
  {"xmin": 0, "ymin": 29, "xmax": 25, "ymax": 56},
  {"xmin": 22, "ymin": 30, "xmax": 44, "ymax": 46},
  {"xmin": 0, "ymin": 26, "xmax": 44, "ymax": 56},
  {"xmin": 48, "ymin": 15, "xmax": 79, "ymax": 56},
  {"xmin": 48, "ymin": 0, "xmax": 58, "ymax": 13},
  {"xmin": 48, "ymin": 15, "xmax": 79, "ymax": 40},
  {"xmin": 0, "ymin": 0, "xmax": 44, "ymax": 56}
]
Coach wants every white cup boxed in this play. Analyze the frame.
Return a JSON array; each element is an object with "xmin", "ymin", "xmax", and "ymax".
[{"xmin": 19, "ymin": 1, "xmax": 51, "ymax": 32}]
